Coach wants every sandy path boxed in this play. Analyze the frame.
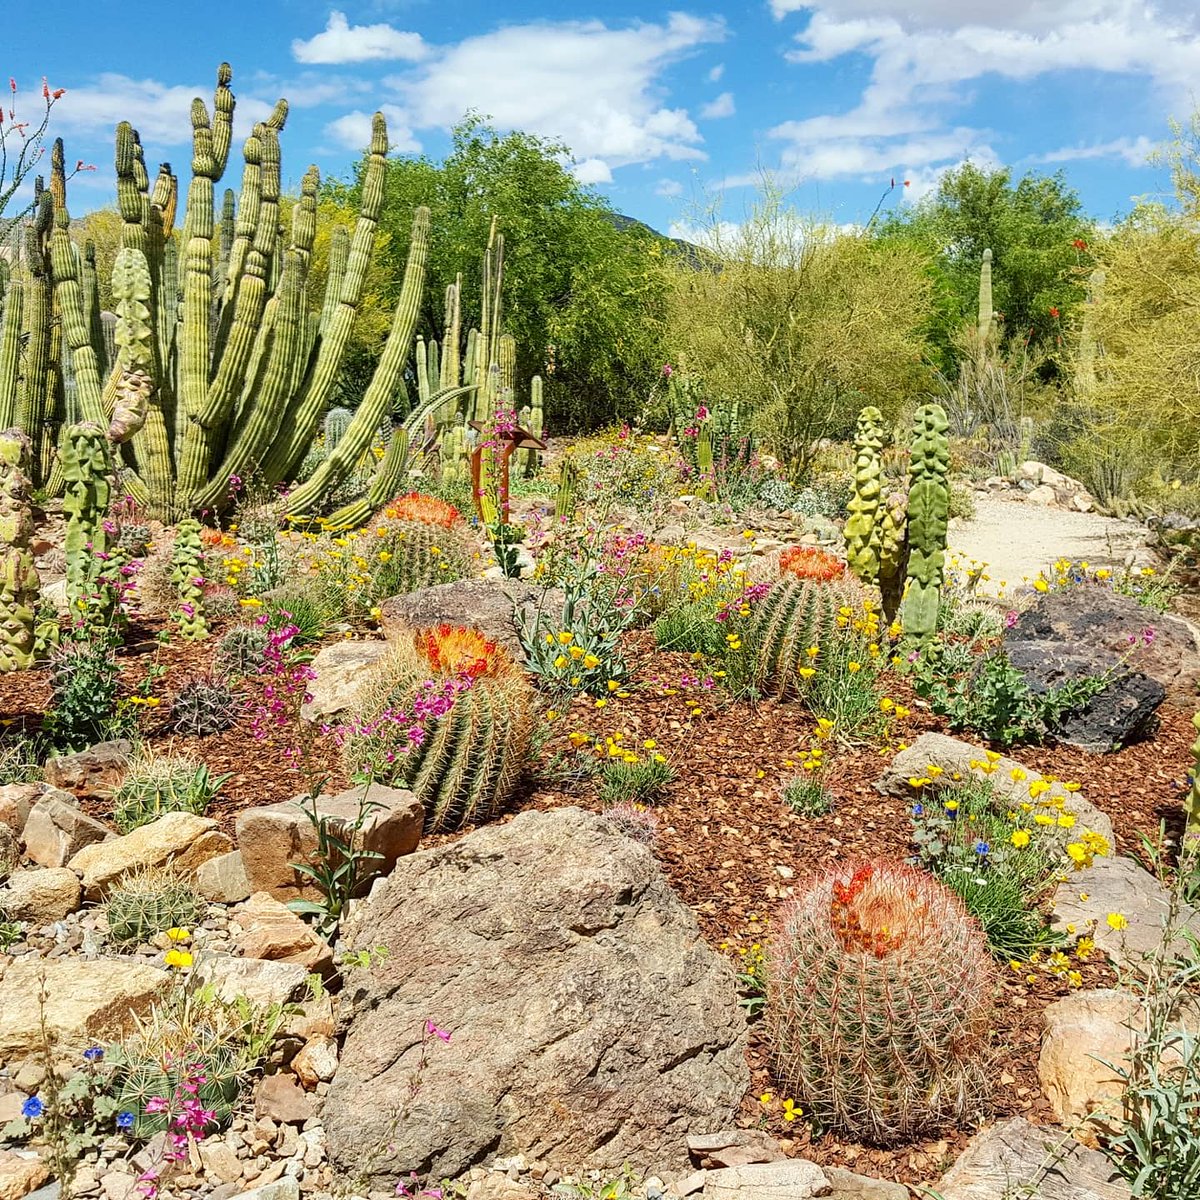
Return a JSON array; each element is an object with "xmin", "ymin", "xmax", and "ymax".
[{"xmin": 948, "ymin": 494, "xmax": 1154, "ymax": 597}]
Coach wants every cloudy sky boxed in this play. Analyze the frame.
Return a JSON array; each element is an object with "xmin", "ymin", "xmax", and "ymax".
[{"xmin": 7, "ymin": 1, "xmax": 1198, "ymax": 233}]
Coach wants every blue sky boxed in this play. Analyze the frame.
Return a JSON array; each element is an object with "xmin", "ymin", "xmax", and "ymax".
[{"xmin": 6, "ymin": 1, "xmax": 1198, "ymax": 234}]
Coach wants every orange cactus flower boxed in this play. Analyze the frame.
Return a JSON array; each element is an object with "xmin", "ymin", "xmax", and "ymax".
[{"xmin": 779, "ymin": 545, "xmax": 847, "ymax": 583}]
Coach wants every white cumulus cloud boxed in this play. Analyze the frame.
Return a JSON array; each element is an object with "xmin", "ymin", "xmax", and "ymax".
[
  {"xmin": 701, "ymin": 92, "xmax": 736, "ymax": 119},
  {"xmin": 292, "ymin": 11, "xmax": 428, "ymax": 65},
  {"xmin": 324, "ymin": 105, "xmax": 421, "ymax": 154}
]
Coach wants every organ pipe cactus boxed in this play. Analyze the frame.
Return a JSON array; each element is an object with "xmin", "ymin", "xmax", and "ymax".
[
  {"xmin": 769, "ymin": 860, "xmax": 994, "ymax": 1144},
  {"xmin": 0, "ymin": 429, "xmax": 41, "ymax": 671},
  {"xmin": 169, "ymin": 517, "xmax": 209, "ymax": 640},
  {"xmin": 0, "ymin": 266, "xmax": 22, "ymax": 431},
  {"xmin": 521, "ymin": 374, "xmax": 544, "ymax": 477},
  {"xmin": 901, "ymin": 404, "xmax": 950, "ymax": 639},
  {"xmin": 844, "ymin": 406, "xmax": 885, "ymax": 583},
  {"xmin": 59, "ymin": 423, "xmax": 113, "ymax": 625},
  {"xmin": 977, "ymin": 248, "xmax": 994, "ymax": 345}
]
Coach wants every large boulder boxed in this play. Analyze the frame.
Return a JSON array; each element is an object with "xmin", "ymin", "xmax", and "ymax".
[
  {"xmin": 299, "ymin": 640, "xmax": 390, "ymax": 723},
  {"xmin": 0, "ymin": 867, "xmax": 82, "ymax": 923},
  {"xmin": 235, "ymin": 784, "xmax": 422, "ymax": 903},
  {"xmin": 21, "ymin": 790, "xmax": 112, "ymax": 868},
  {"xmin": 0, "ymin": 958, "xmax": 169, "ymax": 1061},
  {"xmin": 325, "ymin": 807, "xmax": 747, "ymax": 1185},
  {"xmin": 379, "ymin": 577, "xmax": 566, "ymax": 664},
  {"xmin": 1007, "ymin": 585, "xmax": 1200, "ymax": 702}
]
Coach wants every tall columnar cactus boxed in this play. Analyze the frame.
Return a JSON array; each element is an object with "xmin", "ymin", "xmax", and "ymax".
[
  {"xmin": 440, "ymin": 413, "xmax": 469, "ymax": 486},
  {"xmin": 345, "ymin": 627, "xmax": 536, "ymax": 833},
  {"xmin": 59, "ymin": 423, "xmax": 113, "ymax": 624},
  {"xmin": 769, "ymin": 860, "xmax": 994, "ymax": 1144},
  {"xmin": 0, "ymin": 265, "xmax": 23, "ymax": 432},
  {"xmin": 0, "ymin": 429, "xmax": 41, "ymax": 671},
  {"xmin": 977, "ymin": 248, "xmax": 994, "ymax": 345},
  {"xmin": 323, "ymin": 406, "xmax": 353, "ymax": 449},
  {"xmin": 108, "ymin": 247, "xmax": 155, "ymax": 444},
  {"xmin": 169, "ymin": 517, "xmax": 209, "ymax": 640},
  {"xmin": 844, "ymin": 406, "xmax": 885, "ymax": 583},
  {"xmin": 738, "ymin": 577, "xmax": 868, "ymax": 698},
  {"xmin": 877, "ymin": 489, "xmax": 909, "ymax": 626},
  {"xmin": 695, "ymin": 418, "xmax": 715, "ymax": 500},
  {"xmin": 901, "ymin": 404, "xmax": 950, "ymax": 638},
  {"xmin": 555, "ymin": 458, "xmax": 577, "ymax": 523},
  {"xmin": 1185, "ymin": 711, "xmax": 1200, "ymax": 845},
  {"xmin": 521, "ymin": 374, "xmax": 544, "ymax": 477}
]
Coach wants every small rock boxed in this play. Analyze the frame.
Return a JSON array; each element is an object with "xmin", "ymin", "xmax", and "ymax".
[
  {"xmin": 255, "ymin": 1074, "xmax": 316, "ymax": 1126},
  {"xmin": 196, "ymin": 955, "xmax": 312, "ymax": 1009},
  {"xmin": 1025, "ymin": 484, "xmax": 1056, "ymax": 505},
  {"xmin": 292, "ymin": 1037, "xmax": 338, "ymax": 1089},
  {"xmin": 687, "ymin": 1130, "xmax": 784, "ymax": 1169},
  {"xmin": 196, "ymin": 851, "xmax": 253, "ymax": 904},
  {"xmin": 21, "ymin": 792, "xmax": 112, "ymax": 868},
  {"xmin": 68, "ymin": 811, "xmax": 233, "ymax": 899},
  {"xmin": 201, "ymin": 1142, "xmax": 244, "ymax": 1185},
  {"xmin": 232, "ymin": 1180, "xmax": 299, "ymax": 1200},
  {"xmin": 0, "ymin": 868, "xmax": 82, "ymax": 923},
  {"xmin": 300, "ymin": 642, "xmax": 390, "ymax": 723},
  {"xmin": 824, "ymin": 1165, "xmax": 910, "ymax": 1199},
  {"xmin": 0, "ymin": 1151, "xmax": 50, "ymax": 1200},
  {"xmin": 43, "ymin": 740, "xmax": 133, "ymax": 800},
  {"xmin": 99, "ymin": 1175, "xmax": 136, "ymax": 1200},
  {"xmin": 0, "ymin": 783, "xmax": 52, "ymax": 836},
  {"xmin": 703, "ymin": 1160, "xmax": 829, "ymax": 1199},
  {"xmin": 0, "ymin": 1094, "xmax": 27, "ymax": 1124},
  {"xmin": 235, "ymin": 893, "xmax": 334, "ymax": 976}
]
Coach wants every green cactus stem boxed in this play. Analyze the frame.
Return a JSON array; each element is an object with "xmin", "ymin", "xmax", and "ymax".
[
  {"xmin": 0, "ymin": 267, "xmax": 23, "ymax": 432},
  {"xmin": 877, "ymin": 489, "xmax": 909, "ymax": 627},
  {"xmin": 555, "ymin": 458, "xmax": 577, "ymax": 523},
  {"xmin": 108, "ymin": 247, "xmax": 155, "ymax": 444},
  {"xmin": 977, "ymin": 248, "xmax": 994, "ymax": 345},
  {"xmin": 901, "ymin": 404, "xmax": 950, "ymax": 639},
  {"xmin": 1185, "ymin": 711, "xmax": 1200, "ymax": 844},
  {"xmin": 844, "ymin": 406, "xmax": 885, "ymax": 584},
  {"xmin": 170, "ymin": 517, "xmax": 209, "ymax": 640},
  {"xmin": 59, "ymin": 423, "xmax": 114, "ymax": 626},
  {"xmin": 0, "ymin": 429, "xmax": 41, "ymax": 671}
]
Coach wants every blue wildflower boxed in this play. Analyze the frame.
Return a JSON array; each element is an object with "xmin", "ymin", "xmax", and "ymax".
[
  {"xmin": 21, "ymin": 1096, "xmax": 43, "ymax": 1119},
  {"xmin": 83, "ymin": 1046, "xmax": 104, "ymax": 1063},
  {"xmin": 912, "ymin": 803, "xmax": 924, "ymax": 817},
  {"xmin": 116, "ymin": 1111, "xmax": 135, "ymax": 1130},
  {"xmin": 975, "ymin": 840, "xmax": 990, "ymax": 856}
]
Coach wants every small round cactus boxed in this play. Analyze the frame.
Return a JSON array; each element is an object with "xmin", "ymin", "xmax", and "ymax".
[
  {"xmin": 105, "ymin": 869, "xmax": 206, "ymax": 946},
  {"xmin": 768, "ymin": 859, "xmax": 994, "ymax": 1144}
]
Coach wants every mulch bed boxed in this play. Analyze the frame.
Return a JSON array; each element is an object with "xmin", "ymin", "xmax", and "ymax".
[{"xmin": 0, "ymin": 618, "xmax": 1193, "ymax": 1188}]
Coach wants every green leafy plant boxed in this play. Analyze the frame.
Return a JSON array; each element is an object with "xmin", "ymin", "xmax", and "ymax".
[
  {"xmin": 781, "ymin": 773, "xmax": 834, "ymax": 817},
  {"xmin": 112, "ymin": 754, "xmax": 229, "ymax": 833},
  {"xmin": 598, "ymin": 755, "xmax": 674, "ymax": 807},
  {"xmin": 287, "ymin": 783, "xmax": 385, "ymax": 937},
  {"xmin": 44, "ymin": 635, "xmax": 133, "ymax": 751}
]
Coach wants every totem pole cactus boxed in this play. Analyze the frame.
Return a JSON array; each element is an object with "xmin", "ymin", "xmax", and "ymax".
[
  {"xmin": 0, "ymin": 429, "xmax": 41, "ymax": 671},
  {"xmin": 59, "ymin": 423, "xmax": 113, "ymax": 625},
  {"xmin": 169, "ymin": 518, "xmax": 208, "ymax": 640},
  {"xmin": 108, "ymin": 248, "xmax": 154, "ymax": 444},
  {"xmin": 844, "ymin": 406, "xmax": 885, "ymax": 583},
  {"xmin": 901, "ymin": 404, "xmax": 950, "ymax": 638},
  {"xmin": 877, "ymin": 489, "xmax": 909, "ymax": 626}
]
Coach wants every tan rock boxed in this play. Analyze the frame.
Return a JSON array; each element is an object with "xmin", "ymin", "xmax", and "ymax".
[
  {"xmin": 0, "ymin": 957, "xmax": 169, "ymax": 1060},
  {"xmin": 703, "ymin": 1161, "xmax": 830, "ymax": 1199},
  {"xmin": 236, "ymin": 892, "xmax": 334, "ymax": 975},
  {"xmin": 199, "ymin": 1140, "xmax": 243, "ymax": 1185},
  {"xmin": 292, "ymin": 1035, "xmax": 338, "ymax": 1089},
  {"xmin": 43, "ymin": 739, "xmax": 133, "ymax": 800},
  {"xmin": 0, "ymin": 867, "xmax": 82, "ymax": 923},
  {"xmin": 235, "ymin": 784, "xmax": 421, "ymax": 903},
  {"xmin": 254, "ymin": 1073, "xmax": 315, "ymax": 1125},
  {"xmin": 0, "ymin": 783, "xmax": 52, "ymax": 835},
  {"xmin": 21, "ymin": 791, "xmax": 112, "ymax": 868},
  {"xmin": 68, "ymin": 811, "xmax": 232, "ymax": 899},
  {"xmin": 195, "ymin": 850, "xmax": 252, "ymax": 904},
  {"xmin": 1025, "ymin": 484, "xmax": 1057, "ymax": 505},
  {"xmin": 299, "ymin": 640, "xmax": 389, "ymax": 723},
  {"xmin": 194, "ymin": 954, "xmax": 311, "ymax": 1009},
  {"xmin": 0, "ymin": 1150, "xmax": 50, "ymax": 1200}
]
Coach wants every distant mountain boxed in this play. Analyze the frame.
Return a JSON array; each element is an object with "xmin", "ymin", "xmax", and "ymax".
[{"xmin": 604, "ymin": 211, "xmax": 710, "ymax": 270}]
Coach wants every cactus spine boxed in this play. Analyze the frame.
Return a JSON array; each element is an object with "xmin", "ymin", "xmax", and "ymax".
[
  {"xmin": 169, "ymin": 517, "xmax": 209, "ymax": 640},
  {"xmin": 769, "ymin": 860, "xmax": 994, "ymax": 1144},
  {"xmin": 0, "ymin": 429, "xmax": 41, "ymax": 671},
  {"xmin": 901, "ymin": 404, "xmax": 950, "ymax": 639},
  {"xmin": 844, "ymin": 406, "xmax": 884, "ymax": 583}
]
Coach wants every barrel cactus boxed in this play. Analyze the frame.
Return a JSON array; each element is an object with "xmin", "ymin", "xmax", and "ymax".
[
  {"xmin": 844, "ymin": 406, "xmax": 885, "ymax": 583},
  {"xmin": 344, "ymin": 624, "xmax": 536, "ymax": 833},
  {"xmin": 0, "ymin": 429, "xmax": 40, "ymax": 671},
  {"xmin": 109, "ymin": 1043, "xmax": 240, "ymax": 1139},
  {"xmin": 105, "ymin": 868, "xmax": 206, "ymax": 945},
  {"xmin": 901, "ymin": 404, "xmax": 950, "ymax": 639},
  {"xmin": 364, "ymin": 493, "xmax": 475, "ymax": 602},
  {"xmin": 769, "ymin": 859, "xmax": 994, "ymax": 1144}
]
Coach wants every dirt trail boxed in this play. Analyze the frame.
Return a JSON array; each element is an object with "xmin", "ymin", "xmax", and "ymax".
[{"xmin": 948, "ymin": 494, "xmax": 1154, "ymax": 597}]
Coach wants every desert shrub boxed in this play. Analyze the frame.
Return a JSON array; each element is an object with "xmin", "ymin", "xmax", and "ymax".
[
  {"xmin": 214, "ymin": 625, "xmax": 269, "ymax": 676},
  {"xmin": 344, "ymin": 626, "xmax": 536, "ymax": 833},
  {"xmin": 598, "ymin": 754, "xmax": 674, "ymax": 807},
  {"xmin": 169, "ymin": 674, "xmax": 242, "ymax": 737},
  {"xmin": 112, "ymin": 753, "xmax": 229, "ymax": 833},
  {"xmin": 45, "ymin": 640, "xmax": 131, "ymax": 751},
  {"xmin": 910, "ymin": 777, "xmax": 1064, "ymax": 960},
  {"xmin": 0, "ymin": 737, "xmax": 42, "ymax": 785},
  {"xmin": 769, "ymin": 860, "xmax": 994, "ymax": 1144},
  {"xmin": 104, "ymin": 868, "xmax": 206, "ymax": 946}
]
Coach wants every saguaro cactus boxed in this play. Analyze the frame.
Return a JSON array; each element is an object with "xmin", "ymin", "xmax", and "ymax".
[
  {"xmin": 0, "ymin": 429, "xmax": 41, "ymax": 671},
  {"xmin": 844, "ymin": 406, "xmax": 885, "ymax": 583},
  {"xmin": 901, "ymin": 404, "xmax": 950, "ymax": 638}
]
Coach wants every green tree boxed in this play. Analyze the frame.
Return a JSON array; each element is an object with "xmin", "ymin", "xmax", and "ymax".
[
  {"xmin": 326, "ymin": 116, "xmax": 667, "ymax": 431},
  {"xmin": 880, "ymin": 163, "xmax": 1095, "ymax": 370},
  {"xmin": 666, "ymin": 188, "xmax": 935, "ymax": 472}
]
